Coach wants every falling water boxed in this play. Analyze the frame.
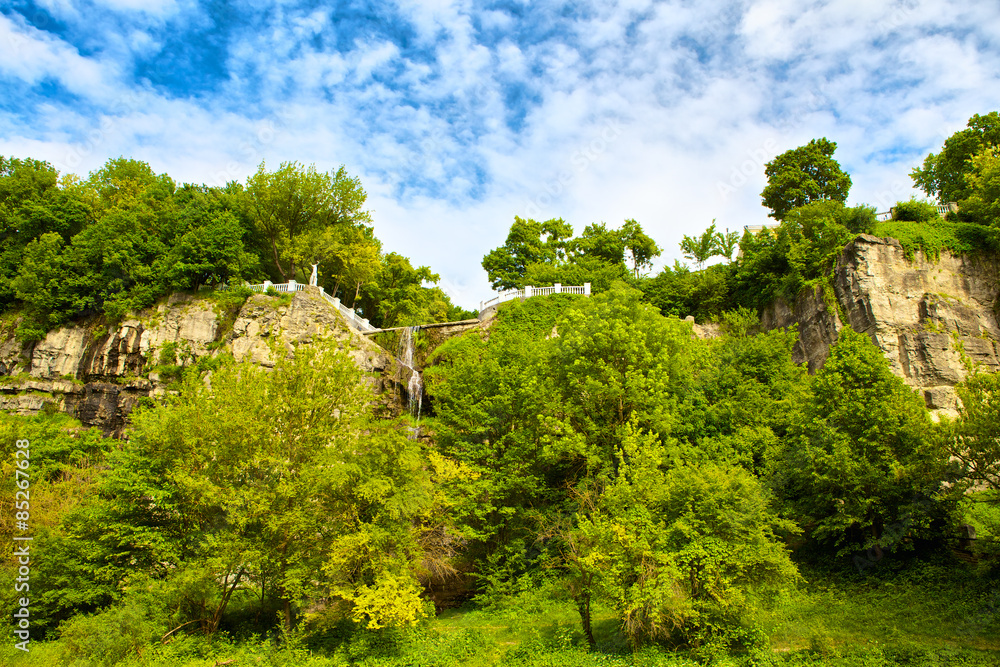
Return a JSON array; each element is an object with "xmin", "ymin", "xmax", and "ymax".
[{"xmin": 397, "ymin": 326, "xmax": 423, "ymax": 420}]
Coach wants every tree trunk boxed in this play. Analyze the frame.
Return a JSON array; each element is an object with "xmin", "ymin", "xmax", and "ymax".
[
  {"xmin": 271, "ymin": 241, "xmax": 289, "ymax": 281},
  {"xmin": 575, "ymin": 589, "xmax": 596, "ymax": 649},
  {"xmin": 209, "ymin": 566, "xmax": 245, "ymax": 634},
  {"xmin": 257, "ymin": 573, "xmax": 266, "ymax": 623}
]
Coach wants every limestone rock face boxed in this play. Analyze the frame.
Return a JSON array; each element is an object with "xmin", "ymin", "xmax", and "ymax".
[
  {"xmin": 226, "ymin": 291, "xmax": 394, "ymax": 383},
  {"xmin": 23, "ymin": 295, "xmax": 222, "ymax": 383},
  {"xmin": 760, "ymin": 285, "xmax": 842, "ymax": 373},
  {"xmin": 762, "ymin": 235, "xmax": 1000, "ymax": 417},
  {"xmin": 0, "ymin": 289, "xmax": 401, "ymax": 434}
]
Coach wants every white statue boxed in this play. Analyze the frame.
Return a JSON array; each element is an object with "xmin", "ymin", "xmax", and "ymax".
[{"xmin": 309, "ymin": 264, "xmax": 318, "ymax": 287}]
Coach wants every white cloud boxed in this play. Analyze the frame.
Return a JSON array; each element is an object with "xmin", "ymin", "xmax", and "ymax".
[
  {"xmin": 0, "ymin": 14, "xmax": 119, "ymax": 99},
  {"xmin": 93, "ymin": 0, "xmax": 179, "ymax": 14},
  {"xmin": 3, "ymin": 0, "xmax": 1000, "ymax": 310}
]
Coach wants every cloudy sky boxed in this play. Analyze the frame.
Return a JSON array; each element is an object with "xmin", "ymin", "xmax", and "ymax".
[{"xmin": 2, "ymin": 0, "xmax": 999, "ymax": 308}]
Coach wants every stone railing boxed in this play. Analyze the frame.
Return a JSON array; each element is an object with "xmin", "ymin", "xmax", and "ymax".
[
  {"xmin": 240, "ymin": 280, "xmax": 378, "ymax": 333},
  {"xmin": 478, "ymin": 283, "xmax": 590, "ymax": 318}
]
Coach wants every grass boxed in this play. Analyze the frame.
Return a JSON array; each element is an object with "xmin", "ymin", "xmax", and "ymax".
[
  {"xmin": 764, "ymin": 563, "xmax": 1000, "ymax": 653},
  {"xmin": 874, "ymin": 218, "xmax": 1000, "ymax": 261},
  {"xmin": 2, "ymin": 561, "xmax": 998, "ymax": 666}
]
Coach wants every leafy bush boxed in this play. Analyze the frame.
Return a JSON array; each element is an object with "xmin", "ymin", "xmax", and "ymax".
[
  {"xmin": 56, "ymin": 588, "xmax": 171, "ymax": 666},
  {"xmin": 874, "ymin": 218, "xmax": 1000, "ymax": 261},
  {"xmin": 892, "ymin": 198, "xmax": 940, "ymax": 222}
]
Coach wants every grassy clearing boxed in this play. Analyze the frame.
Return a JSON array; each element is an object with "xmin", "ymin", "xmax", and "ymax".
[{"xmin": 765, "ymin": 563, "xmax": 1000, "ymax": 653}]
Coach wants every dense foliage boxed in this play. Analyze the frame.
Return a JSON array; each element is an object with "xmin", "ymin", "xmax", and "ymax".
[
  {"xmin": 481, "ymin": 217, "xmax": 661, "ymax": 291},
  {"xmin": 3, "ymin": 114, "xmax": 1000, "ymax": 664},
  {"xmin": 911, "ymin": 111, "xmax": 1000, "ymax": 206},
  {"xmin": 0, "ymin": 156, "xmax": 470, "ymax": 338},
  {"xmin": 760, "ymin": 138, "xmax": 852, "ymax": 221}
]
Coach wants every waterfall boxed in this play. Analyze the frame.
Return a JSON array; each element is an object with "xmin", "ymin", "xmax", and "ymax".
[{"xmin": 397, "ymin": 326, "xmax": 423, "ymax": 420}]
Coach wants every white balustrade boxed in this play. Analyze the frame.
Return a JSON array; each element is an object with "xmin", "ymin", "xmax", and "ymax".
[
  {"xmin": 477, "ymin": 282, "xmax": 591, "ymax": 317},
  {"xmin": 236, "ymin": 279, "xmax": 590, "ymax": 331}
]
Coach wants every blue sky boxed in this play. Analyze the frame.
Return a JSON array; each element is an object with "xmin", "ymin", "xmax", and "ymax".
[{"xmin": 2, "ymin": 0, "xmax": 999, "ymax": 309}]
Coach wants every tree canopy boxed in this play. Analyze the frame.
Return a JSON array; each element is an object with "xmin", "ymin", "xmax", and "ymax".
[
  {"xmin": 761, "ymin": 138, "xmax": 852, "ymax": 220},
  {"xmin": 911, "ymin": 111, "xmax": 1000, "ymax": 206},
  {"xmin": 0, "ymin": 155, "xmax": 468, "ymax": 339},
  {"xmin": 242, "ymin": 161, "xmax": 372, "ymax": 281},
  {"xmin": 482, "ymin": 217, "xmax": 660, "ymax": 293}
]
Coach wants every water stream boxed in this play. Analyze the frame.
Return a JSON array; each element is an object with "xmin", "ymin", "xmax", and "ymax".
[{"xmin": 397, "ymin": 326, "xmax": 423, "ymax": 421}]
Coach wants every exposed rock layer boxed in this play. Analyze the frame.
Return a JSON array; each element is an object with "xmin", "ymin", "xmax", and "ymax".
[
  {"xmin": 761, "ymin": 235, "xmax": 1000, "ymax": 417},
  {"xmin": 0, "ymin": 290, "xmax": 405, "ymax": 434},
  {"xmin": 4, "ymin": 238, "xmax": 999, "ymax": 429}
]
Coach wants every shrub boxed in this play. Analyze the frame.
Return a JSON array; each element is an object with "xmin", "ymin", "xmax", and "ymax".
[{"xmin": 892, "ymin": 198, "xmax": 940, "ymax": 222}]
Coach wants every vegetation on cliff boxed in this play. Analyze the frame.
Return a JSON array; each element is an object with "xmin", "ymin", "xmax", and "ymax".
[
  {"xmin": 1, "ymin": 110, "xmax": 1000, "ymax": 665},
  {"xmin": 0, "ymin": 157, "xmax": 472, "ymax": 342}
]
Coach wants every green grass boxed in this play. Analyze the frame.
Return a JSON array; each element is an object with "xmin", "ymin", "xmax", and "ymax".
[
  {"xmin": 874, "ymin": 218, "xmax": 1000, "ymax": 261},
  {"xmin": 3, "ymin": 562, "xmax": 998, "ymax": 666},
  {"xmin": 765, "ymin": 573, "xmax": 1000, "ymax": 653}
]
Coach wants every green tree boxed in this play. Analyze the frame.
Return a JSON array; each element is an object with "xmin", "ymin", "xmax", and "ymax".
[
  {"xmin": 621, "ymin": 218, "xmax": 662, "ymax": 277},
  {"xmin": 66, "ymin": 342, "xmax": 432, "ymax": 634},
  {"xmin": 957, "ymin": 147, "xmax": 1000, "ymax": 226},
  {"xmin": 357, "ymin": 252, "xmax": 441, "ymax": 328},
  {"xmin": 481, "ymin": 216, "xmax": 573, "ymax": 290},
  {"xmin": 729, "ymin": 201, "xmax": 872, "ymax": 311},
  {"xmin": 291, "ymin": 222, "xmax": 381, "ymax": 298},
  {"xmin": 158, "ymin": 211, "xmax": 259, "ymax": 291},
  {"xmin": 549, "ymin": 282, "xmax": 698, "ymax": 468},
  {"xmin": 685, "ymin": 308, "xmax": 808, "ymax": 474},
  {"xmin": 775, "ymin": 327, "xmax": 948, "ymax": 554},
  {"xmin": 679, "ymin": 221, "xmax": 721, "ymax": 269},
  {"xmin": 86, "ymin": 157, "xmax": 175, "ymax": 215},
  {"xmin": 565, "ymin": 426, "xmax": 798, "ymax": 652},
  {"xmin": 423, "ymin": 295, "xmax": 581, "ymax": 594},
  {"xmin": 0, "ymin": 413, "xmax": 109, "ymax": 638},
  {"xmin": 243, "ymin": 161, "xmax": 371, "ymax": 281},
  {"xmin": 911, "ymin": 111, "xmax": 1000, "ymax": 205},
  {"xmin": 571, "ymin": 222, "xmax": 627, "ymax": 265},
  {"xmin": 0, "ymin": 157, "xmax": 91, "ymax": 309},
  {"xmin": 761, "ymin": 138, "xmax": 851, "ymax": 220},
  {"xmin": 948, "ymin": 365, "xmax": 1000, "ymax": 495},
  {"xmin": 715, "ymin": 227, "xmax": 741, "ymax": 262},
  {"xmin": 891, "ymin": 198, "xmax": 940, "ymax": 222},
  {"xmin": 484, "ymin": 217, "xmax": 660, "ymax": 293}
]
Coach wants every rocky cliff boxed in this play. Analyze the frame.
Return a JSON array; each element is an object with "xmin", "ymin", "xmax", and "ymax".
[
  {"xmin": 761, "ymin": 234, "xmax": 1000, "ymax": 417},
  {"xmin": 0, "ymin": 289, "xmax": 408, "ymax": 434},
  {"xmin": 4, "ymin": 238, "xmax": 998, "ymax": 430}
]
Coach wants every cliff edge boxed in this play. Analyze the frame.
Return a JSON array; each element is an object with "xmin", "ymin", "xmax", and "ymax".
[
  {"xmin": 762, "ymin": 234, "xmax": 1000, "ymax": 417},
  {"xmin": 0, "ymin": 289, "xmax": 404, "ymax": 434}
]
